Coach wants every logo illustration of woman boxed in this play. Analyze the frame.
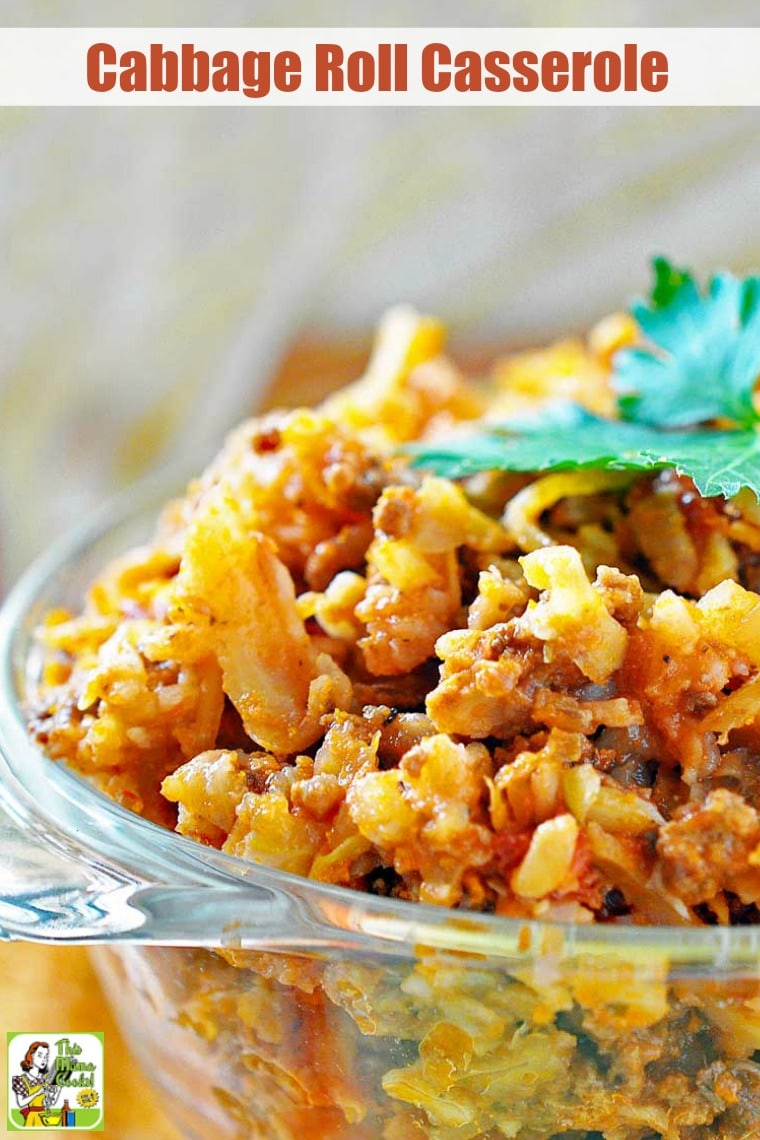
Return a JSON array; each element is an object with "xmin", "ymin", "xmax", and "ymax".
[{"xmin": 11, "ymin": 1042, "xmax": 60, "ymax": 1127}]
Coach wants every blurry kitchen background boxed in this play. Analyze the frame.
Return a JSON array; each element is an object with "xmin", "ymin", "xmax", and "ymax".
[{"xmin": 1, "ymin": 0, "xmax": 758, "ymax": 586}]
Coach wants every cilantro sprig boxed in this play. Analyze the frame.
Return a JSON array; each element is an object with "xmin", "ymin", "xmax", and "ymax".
[
  {"xmin": 408, "ymin": 259, "xmax": 760, "ymax": 501},
  {"xmin": 408, "ymin": 402, "xmax": 760, "ymax": 501},
  {"xmin": 615, "ymin": 257, "xmax": 760, "ymax": 430}
]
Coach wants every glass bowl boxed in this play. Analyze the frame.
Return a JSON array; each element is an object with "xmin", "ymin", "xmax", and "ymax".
[{"xmin": 2, "ymin": 474, "xmax": 760, "ymax": 1140}]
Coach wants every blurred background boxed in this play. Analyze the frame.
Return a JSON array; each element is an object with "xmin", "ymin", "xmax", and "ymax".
[
  {"xmin": 1, "ymin": 2, "xmax": 758, "ymax": 1135},
  {"xmin": 1, "ymin": 0, "xmax": 759, "ymax": 588},
  {"xmin": 0, "ymin": 0, "xmax": 756, "ymax": 588}
]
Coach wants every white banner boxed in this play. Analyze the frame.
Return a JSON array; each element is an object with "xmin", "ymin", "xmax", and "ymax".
[{"xmin": 0, "ymin": 27, "xmax": 756, "ymax": 105}]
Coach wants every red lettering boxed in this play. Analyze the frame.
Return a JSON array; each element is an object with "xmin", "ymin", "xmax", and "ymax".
[
  {"xmin": 87, "ymin": 42, "xmax": 116, "ymax": 92},
  {"xmin": 376, "ymin": 43, "xmax": 391, "ymax": 92},
  {"xmin": 86, "ymin": 39, "xmax": 668, "ymax": 103},
  {"xmin": 542, "ymin": 50, "xmax": 569, "ymax": 92},
  {"xmin": 347, "ymin": 50, "xmax": 374, "ymax": 92},
  {"xmin": 454, "ymin": 49, "xmax": 481, "ymax": 92},
  {"xmin": 484, "ymin": 50, "xmax": 510, "ymax": 93},
  {"xmin": 420, "ymin": 43, "xmax": 451, "ymax": 92},
  {"xmin": 623, "ymin": 42, "xmax": 637, "ymax": 91},
  {"xmin": 593, "ymin": 50, "xmax": 622, "ymax": 92},
  {"xmin": 394, "ymin": 44, "xmax": 408, "ymax": 92},
  {"xmin": 642, "ymin": 50, "xmax": 668, "ymax": 92},
  {"xmin": 571, "ymin": 51, "xmax": 592, "ymax": 90},
  {"xmin": 149, "ymin": 43, "xmax": 178, "ymax": 92},
  {"xmin": 241, "ymin": 51, "xmax": 270, "ymax": 99},
  {"xmin": 315, "ymin": 43, "xmax": 344, "ymax": 91},
  {"xmin": 181, "ymin": 43, "xmax": 209, "ymax": 91},
  {"xmin": 119, "ymin": 50, "xmax": 146, "ymax": 92},
  {"xmin": 512, "ymin": 50, "xmax": 539, "ymax": 92},
  {"xmin": 274, "ymin": 51, "xmax": 301, "ymax": 93},
  {"xmin": 211, "ymin": 51, "xmax": 237, "ymax": 93}
]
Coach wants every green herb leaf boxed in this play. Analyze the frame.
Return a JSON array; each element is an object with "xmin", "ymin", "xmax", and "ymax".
[
  {"xmin": 615, "ymin": 257, "xmax": 760, "ymax": 430},
  {"xmin": 407, "ymin": 404, "xmax": 760, "ymax": 500},
  {"xmin": 407, "ymin": 262, "xmax": 760, "ymax": 502}
]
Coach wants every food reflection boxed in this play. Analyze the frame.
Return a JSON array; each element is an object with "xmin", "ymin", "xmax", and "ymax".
[{"xmin": 27, "ymin": 265, "xmax": 760, "ymax": 1136}]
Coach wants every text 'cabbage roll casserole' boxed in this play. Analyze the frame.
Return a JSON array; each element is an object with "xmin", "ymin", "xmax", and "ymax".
[{"xmin": 26, "ymin": 261, "xmax": 760, "ymax": 1138}]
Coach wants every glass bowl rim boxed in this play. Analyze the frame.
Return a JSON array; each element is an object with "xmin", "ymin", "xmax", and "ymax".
[{"xmin": 2, "ymin": 464, "xmax": 760, "ymax": 963}]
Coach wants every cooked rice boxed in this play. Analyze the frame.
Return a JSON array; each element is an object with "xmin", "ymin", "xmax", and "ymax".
[{"xmin": 27, "ymin": 304, "xmax": 760, "ymax": 1137}]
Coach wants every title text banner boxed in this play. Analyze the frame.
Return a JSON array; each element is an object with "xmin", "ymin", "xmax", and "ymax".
[{"xmin": 0, "ymin": 28, "xmax": 756, "ymax": 105}]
